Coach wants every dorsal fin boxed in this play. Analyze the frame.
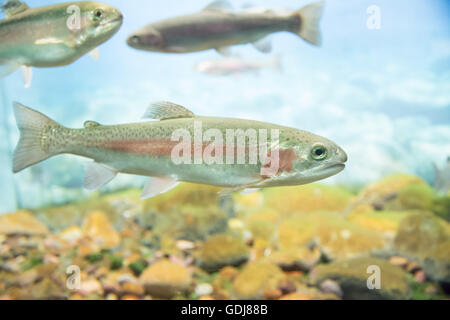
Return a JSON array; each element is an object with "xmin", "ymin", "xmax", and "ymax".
[
  {"xmin": 143, "ymin": 101, "xmax": 196, "ymax": 120},
  {"xmin": 84, "ymin": 120, "xmax": 102, "ymax": 128},
  {"xmin": 1, "ymin": 0, "xmax": 29, "ymax": 18},
  {"xmin": 202, "ymin": 0, "xmax": 232, "ymax": 12}
]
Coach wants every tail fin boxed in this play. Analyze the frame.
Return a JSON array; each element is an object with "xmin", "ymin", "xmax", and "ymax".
[
  {"xmin": 12, "ymin": 102, "xmax": 59, "ymax": 173},
  {"xmin": 293, "ymin": 1, "xmax": 324, "ymax": 46}
]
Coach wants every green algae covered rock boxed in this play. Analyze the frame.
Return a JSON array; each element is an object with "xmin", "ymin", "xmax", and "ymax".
[
  {"xmin": 139, "ymin": 184, "xmax": 230, "ymax": 241},
  {"xmin": 310, "ymin": 257, "xmax": 412, "ymax": 300},
  {"xmin": 142, "ymin": 183, "xmax": 223, "ymax": 213},
  {"xmin": 232, "ymin": 262, "xmax": 285, "ymax": 300},
  {"xmin": 349, "ymin": 174, "xmax": 429, "ymax": 211},
  {"xmin": 140, "ymin": 259, "xmax": 191, "ymax": 298},
  {"xmin": 196, "ymin": 234, "xmax": 250, "ymax": 272},
  {"xmin": 147, "ymin": 204, "xmax": 228, "ymax": 242},
  {"xmin": 422, "ymin": 240, "xmax": 450, "ymax": 283},
  {"xmin": 262, "ymin": 184, "xmax": 353, "ymax": 217},
  {"xmin": 278, "ymin": 212, "xmax": 387, "ymax": 261},
  {"xmin": 432, "ymin": 195, "xmax": 450, "ymax": 222},
  {"xmin": 394, "ymin": 212, "xmax": 449, "ymax": 260}
]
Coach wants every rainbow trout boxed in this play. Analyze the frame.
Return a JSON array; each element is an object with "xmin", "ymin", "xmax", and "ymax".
[
  {"xmin": 0, "ymin": 0, "xmax": 123, "ymax": 87},
  {"xmin": 127, "ymin": 0, "xmax": 324, "ymax": 54},
  {"xmin": 12, "ymin": 101, "xmax": 347, "ymax": 199}
]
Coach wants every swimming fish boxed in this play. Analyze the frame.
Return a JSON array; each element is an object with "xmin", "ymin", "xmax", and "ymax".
[
  {"xmin": 0, "ymin": 0, "xmax": 123, "ymax": 87},
  {"xmin": 12, "ymin": 101, "xmax": 347, "ymax": 199},
  {"xmin": 127, "ymin": 0, "xmax": 324, "ymax": 55},
  {"xmin": 195, "ymin": 55, "xmax": 281, "ymax": 76}
]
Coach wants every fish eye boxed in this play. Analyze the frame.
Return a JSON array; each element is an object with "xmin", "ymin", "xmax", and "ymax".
[
  {"xmin": 311, "ymin": 144, "xmax": 328, "ymax": 161},
  {"xmin": 130, "ymin": 35, "xmax": 140, "ymax": 43},
  {"xmin": 93, "ymin": 8, "xmax": 104, "ymax": 21}
]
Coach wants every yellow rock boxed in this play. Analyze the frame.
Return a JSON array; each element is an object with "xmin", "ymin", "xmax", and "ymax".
[
  {"xmin": 196, "ymin": 234, "xmax": 250, "ymax": 272},
  {"xmin": 0, "ymin": 210, "xmax": 49, "ymax": 235},
  {"xmin": 232, "ymin": 262, "xmax": 285, "ymax": 300},
  {"xmin": 140, "ymin": 259, "xmax": 191, "ymax": 298},
  {"xmin": 82, "ymin": 211, "xmax": 120, "ymax": 249},
  {"xmin": 349, "ymin": 174, "xmax": 428, "ymax": 212},
  {"xmin": 348, "ymin": 210, "xmax": 413, "ymax": 236},
  {"xmin": 58, "ymin": 226, "xmax": 83, "ymax": 244},
  {"xmin": 263, "ymin": 184, "xmax": 353, "ymax": 217},
  {"xmin": 278, "ymin": 212, "xmax": 386, "ymax": 261}
]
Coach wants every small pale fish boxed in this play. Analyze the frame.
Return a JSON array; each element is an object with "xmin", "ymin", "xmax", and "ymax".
[
  {"xmin": 195, "ymin": 55, "xmax": 282, "ymax": 76},
  {"xmin": 12, "ymin": 101, "xmax": 347, "ymax": 199},
  {"xmin": 0, "ymin": 0, "xmax": 123, "ymax": 87},
  {"xmin": 127, "ymin": 0, "xmax": 325, "ymax": 54}
]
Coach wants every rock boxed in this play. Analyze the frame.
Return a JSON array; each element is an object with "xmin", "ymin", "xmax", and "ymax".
[
  {"xmin": 279, "ymin": 292, "xmax": 340, "ymax": 300},
  {"xmin": 263, "ymin": 288, "xmax": 283, "ymax": 300},
  {"xmin": 422, "ymin": 240, "xmax": 450, "ymax": 283},
  {"xmin": 389, "ymin": 256, "xmax": 409, "ymax": 268},
  {"xmin": 279, "ymin": 212, "xmax": 387, "ymax": 261},
  {"xmin": 394, "ymin": 213, "xmax": 449, "ymax": 260},
  {"xmin": 82, "ymin": 211, "xmax": 120, "ymax": 249},
  {"xmin": 58, "ymin": 226, "xmax": 83, "ymax": 244},
  {"xmin": 196, "ymin": 234, "xmax": 250, "ymax": 272},
  {"xmin": 319, "ymin": 279, "xmax": 343, "ymax": 298},
  {"xmin": 0, "ymin": 211, "xmax": 49, "ymax": 236},
  {"xmin": 195, "ymin": 283, "xmax": 213, "ymax": 297},
  {"xmin": 266, "ymin": 247, "xmax": 321, "ymax": 272},
  {"xmin": 310, "ymin": 257, "xmax": 412, "ymax": 300},
  {"xmin": 77, "ymin": 279, "xmax": 104, "ymax": 297},
  {"xmin": 348, "ymin": 210, "xmax": 413, "ymax": 238},
  {"xmin": 120, "ymin": 281, "xmax": 145, "ymax": 297},
  {"xmin": 30, "ymin": 278, "xmax": 67, "ymax": 299},
  {"xmin": 348, "ymin": 174, "xmax": 428, "ymax": 212},
  {"xmin": 414, "ymin": 270, "xmax": 427, "ymax": 283},
  {"xmin": 232, "ymin": 262, "xmax": 285, "ymax": 300},
  {"xmin": 140, "ymin": 259, "xmax": 191, "ymax": 298},
  {"xmin": 263, "ymin": 184, "xmax": 353, "ymax": 217}
]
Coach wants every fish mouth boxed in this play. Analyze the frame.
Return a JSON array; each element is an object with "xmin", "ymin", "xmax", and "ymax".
[
  {"xmin": 324, "ymin": 163, "xmax": 346, "ymax": 175},
  {"xmin": 101, "ymin": 14, "xmax": 123, "ymax": 27}
]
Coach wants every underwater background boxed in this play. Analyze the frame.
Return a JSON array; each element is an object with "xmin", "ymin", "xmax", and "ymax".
[{"xmin": 0, "ymin": 0, "xmax": 449, "ymax": 300}]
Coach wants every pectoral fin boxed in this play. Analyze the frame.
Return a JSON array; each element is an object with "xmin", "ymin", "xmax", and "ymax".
[
  {"xmin": 240, "ymin": 188, "xmax": 260, "ymax": 195},
  {"xmin": 84, "ymin": 162, "xmax": 118, "ymax": 190},
  {"xmin": 140, "ymin": 176, "xmax": 179, "ymax": 200},
  {"xmin": 216, "ymin": 47, "xmax": 233, "ymax": 56},
  {"xmin": 89, "ymin": 48, "xmax": 99, "ymax": 60},
  {"xmin": 21, "ymin": 66, "xmax": 32, "ymax": 88},
  {"xmin": 252, "ymin": 38, "xmax": 272, "ymax": 53}
]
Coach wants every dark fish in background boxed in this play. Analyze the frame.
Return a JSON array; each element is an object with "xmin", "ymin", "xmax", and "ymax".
[
  {"xmin": 127, "ymin": 0, "xmax": 324, "ymax": 55},
  {"xmin": 0, "ymin": 0, "xmax": 123, "ymax": 87}
]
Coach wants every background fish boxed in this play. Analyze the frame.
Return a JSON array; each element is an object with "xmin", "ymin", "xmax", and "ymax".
[
  {"xmin": 12, "ymin": 101, "xmax": 347, "ymax": 199},
  {"xmin": 433, "ymin": 157, "xmax": 450, "ymax": 195},
  {"xmin": 127, "ymin": 0, "xmax": 324, "ymax": 54},
  {"xmin": 195, "ymin": 55, "xmax": 282, "ymax": 76},
  {"xmin": 0, "ymin": 0, "xmax": 123, "ymax": 87}
]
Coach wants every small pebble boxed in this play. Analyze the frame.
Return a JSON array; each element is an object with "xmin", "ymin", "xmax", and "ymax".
[{"xmin": 195, "ymin": 283, "xmax": 213, "ymax": 296}]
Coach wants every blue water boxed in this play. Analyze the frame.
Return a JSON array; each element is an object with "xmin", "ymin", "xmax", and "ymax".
[{"xmin": 0, "ymin": 0, "xmax": 449, "ymax": 213}]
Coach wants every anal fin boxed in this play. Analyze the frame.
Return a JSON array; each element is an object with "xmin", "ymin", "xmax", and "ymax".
[
  {"xmin": 84, "ymin": 162, "xmax": 118, "ymax": 190},
  {"xmin": 140, "ymin": 176, "xmax": 179, "ymax": 200}
]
